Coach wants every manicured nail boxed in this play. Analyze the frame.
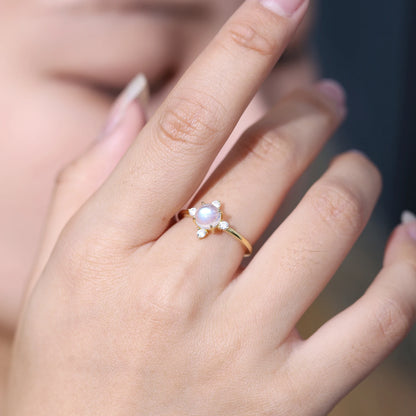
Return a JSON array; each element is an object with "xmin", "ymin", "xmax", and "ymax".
[
  {"xmin": 349, "ymin": 149, "xmax": 369, "ymax": 159},
  {"xmin": 401, "ymin": 210, "xmax": 416, "ymax": 224},
  {"xmin": 260, "ymin": 0, "xmax": 305, "ymax": 17},
  {"xmin": 316, "ymin": 79, "xmax": 347, "ymax": 107},
  {"xmin": 101, "ymin": 73, "xmax": 149, "ymax": 138},
  {"xmin": 401, "ymin": 210, "xmax": 416, "ymax": 241}
]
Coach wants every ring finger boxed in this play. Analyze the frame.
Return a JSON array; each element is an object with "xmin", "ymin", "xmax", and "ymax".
[
  {"xmin": 154, "ymin": 80, "xmax": 346, "ymax": 295},
  {"xmin": 77, "ymin": 0, "xmax": 310, "ymax": 248}
]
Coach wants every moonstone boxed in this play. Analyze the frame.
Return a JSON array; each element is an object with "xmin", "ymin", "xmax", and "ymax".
[{"xmin": 195, "ymin": 204, "xmax": 221, "ymax": 229}]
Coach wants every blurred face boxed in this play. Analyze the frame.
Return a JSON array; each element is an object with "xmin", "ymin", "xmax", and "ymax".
[{"xmin": 0, "ymin": 0, "xmax": 314, "ymax": 332}]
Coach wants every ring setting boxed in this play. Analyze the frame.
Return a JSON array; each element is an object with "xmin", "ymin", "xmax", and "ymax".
[
  {"xmin": 188, "ymin": 200, "xmax": 229, "ymax": 239},
  {"xmin": 178, "ymin": 200, "xmax": 252, "ymax": 257}
]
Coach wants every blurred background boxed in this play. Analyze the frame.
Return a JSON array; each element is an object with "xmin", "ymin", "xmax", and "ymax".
[{"xmin": 300, "ymin": 0, "xmax": 416, "ymax": 413}]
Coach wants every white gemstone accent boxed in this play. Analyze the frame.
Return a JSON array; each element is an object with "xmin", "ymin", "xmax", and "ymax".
[
  {"xmin": 188, "ymin": 207, "xmax": 197, "ymax": 217},
  {"xmin": 212, "ymin": 200, "xmax": 221, "ymax": 209},
  {"xmin": 218, "ymin": 221, "xmax": 230, "ymax": 230},
  {"xmin": 197, "ymin": 228, "xmax": 208, "ymax": 239}
]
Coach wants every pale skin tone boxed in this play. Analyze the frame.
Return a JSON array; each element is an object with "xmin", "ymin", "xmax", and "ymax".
[{"xmin": 1, "ymin": 0, "xmax": 416, "ymax": 414}]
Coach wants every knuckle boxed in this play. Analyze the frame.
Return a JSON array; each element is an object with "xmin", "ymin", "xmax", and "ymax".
[
  {"xmin": 136, "ymin": 251, "xmax": 206, "ymax": 325},
  {"xmin": 309, "ymin": 179, "xmax": 366, "ymax": 236},
  {"xmin": 371, "ymin": 290, "xmax": 414, "ymax": 344},
  {"xmin": 239, "ymin": 128, "xmax": 297, "ymax": 169},
  {"xmin": 138, "ymin": 293, "xmax": 183, "ymax": 326},
  {"xmin": 223, "ymin": 19, "xmax": 276, "ymax": 57},
  {"xmin": 57, "ymin": 227, "xmax": 127, "ymax": 289},
  {"xmin": 138, "ymin": 280, "xmax": 189, "ymax": 327},
  {"xmin": 347, "ymin": 341, "xmax": 376, "ymax": 372},
  {"xmin": 267, "ymin": 364, "xmax": 310, "ymax": 416},
  {"xmin": 155, "ymin": 92, "xmax": 225, "ymax": 156}
]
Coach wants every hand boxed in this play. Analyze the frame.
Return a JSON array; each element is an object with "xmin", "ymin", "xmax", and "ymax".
[{"xmin": 6, "ymin": 1, "xmax": 416, "ymax": 414}]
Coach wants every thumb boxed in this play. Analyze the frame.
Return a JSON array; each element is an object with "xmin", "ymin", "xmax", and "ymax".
[{"xmin": 26, "ymin": 73, "xmax": 149, "ymax": 298}]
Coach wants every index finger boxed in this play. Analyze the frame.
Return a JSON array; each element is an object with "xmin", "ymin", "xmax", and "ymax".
[{"xmin": 88, "ymin": 0, "xmax": 309, "ymax": 246}]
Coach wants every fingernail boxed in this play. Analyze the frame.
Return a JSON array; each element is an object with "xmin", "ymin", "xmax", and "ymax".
[
  {"xmin": 401, "ymin": 210, "xmax": 416, "ymax": 224},
  {"xmin": 349, "ymin": 149, "xmax": 369, "ymax": 159},
  {"xmin": 401, "ymin": 210, "xmax": 416, "ymax": 241},
  {"xmin": 260, "ymin": 0, "xmax": 305, "ymax": 17},
  {"xmin": 316, "ymin": 79, "xmax": 347, "ymax": 108},
  {"xmin": 101, "ymin": 73, "xmax": 149, "ymax": 138}
]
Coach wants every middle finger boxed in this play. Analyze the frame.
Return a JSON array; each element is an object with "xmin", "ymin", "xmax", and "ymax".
[{"xmin": 155, "ymin": 81, "xmax": 345, "ymax": 295}]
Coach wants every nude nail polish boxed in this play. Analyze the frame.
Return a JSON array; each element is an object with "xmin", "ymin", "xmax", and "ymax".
[
  {"xmin": 315, "ymin": 79, "xmax": 347, "ymax": 118},
  {"xmin": 316, "ymin": 79, "xmax": 347, "ymax": 107},
  {"xmin": 101, "ymin": 73, "xmax": 149, "ymax": 138},
  {"xmin": 401, "ymin": 210, "xmax": 416, "ymax": 241},
  {"xmin": 260, "ymin": 0, "xmax": 306, "ymax": 17},
  {"xmin": 348, "ymin": 149, "xmax": 370, "ymax": 160},
  {"xmin": 401, "ymin": 210, "xmax": 416, "ymax": 225}
]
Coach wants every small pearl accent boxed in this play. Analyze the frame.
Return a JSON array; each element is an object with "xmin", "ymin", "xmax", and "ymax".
[
  {"xmin": 218, "ymin": 221, "xmax": 230, "ymax": 230},
  {"xmin": 188, "ymin": 207, "xmax": 197, "ymax": 216},
  {"xmin": 195, "ymin": 204, "xmax": 221, "ymax": 229},
  {"xmin": 197, "ymin": 229, "xmax": 208, "ymax": 239}
]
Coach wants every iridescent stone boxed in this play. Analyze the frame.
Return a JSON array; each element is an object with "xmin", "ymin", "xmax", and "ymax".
[{"xmin": 195, "ymin": 204, "xmax": 221, "ymax": 229}]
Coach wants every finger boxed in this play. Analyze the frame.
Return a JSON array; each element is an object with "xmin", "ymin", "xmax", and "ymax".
[
  {"xmin": 384, "ymin": 211, "xmax": 416, "ymax": 267},
  {"xmin": 290, "ymin": 219, "xmax": 416, "ymax": 414},
  {"xmin": 197, "ymin": 93, "xmax": 269, "ymax": 199},
  {"xmin": 156, "ymin": 80, "xmax": 346, "ymax": 293},
  {"xmin": 228, "ymin": 151, "xmax": 382, "ymax": 347},
  {"xmin": 87, "ymin": 0, "xmax": 310, "ymax": 246},
  {"xmin": 25, "ymin": 75, "xmax": 148, "ymax": 299},
  {"xmin": 196, "ymin": 80, "xmax": 344, "ymax": 253}
]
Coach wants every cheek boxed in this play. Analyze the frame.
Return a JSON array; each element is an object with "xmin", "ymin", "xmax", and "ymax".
[
  {"xmin": 0, "ymin": 75, "xmax": 110, "ymax": 330},
  {"xmin": 3, "ymin": 77, "xmax": 109, "ymax": 219}
]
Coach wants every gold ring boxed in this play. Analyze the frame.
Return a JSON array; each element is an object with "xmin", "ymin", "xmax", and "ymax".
[{"xmin": 178, "ymin": 200, "xmax": 252, "ymax": 257}]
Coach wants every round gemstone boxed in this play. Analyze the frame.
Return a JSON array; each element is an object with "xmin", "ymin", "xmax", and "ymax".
[{"xmin": 195, "ymin": 204, "xmax": 221, "ymax": 229}]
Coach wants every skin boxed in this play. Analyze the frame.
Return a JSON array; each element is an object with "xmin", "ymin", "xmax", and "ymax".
[
  {"xmin": 0, "ymin": 0, "xmax": 315, "ymax": 403},
  {"xmin": 1, "ymin": 0, "xmax": 416, "ymax": 414}
]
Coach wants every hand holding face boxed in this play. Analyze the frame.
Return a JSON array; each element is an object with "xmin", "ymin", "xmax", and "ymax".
[{"xmin": 5, "ymin": 1, "xmax": 416, "ymax": 414}]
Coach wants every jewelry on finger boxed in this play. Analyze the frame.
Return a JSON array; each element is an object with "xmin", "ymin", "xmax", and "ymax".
[{"xmin": 178, "ymin": 201, "xmax": 252, "ymax": 257}]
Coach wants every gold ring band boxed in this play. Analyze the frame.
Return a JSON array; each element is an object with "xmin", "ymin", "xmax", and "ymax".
[{"xmin": 178, "ymin": 201, "xmax": 252, "ymax": 257}]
